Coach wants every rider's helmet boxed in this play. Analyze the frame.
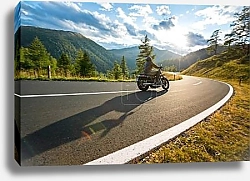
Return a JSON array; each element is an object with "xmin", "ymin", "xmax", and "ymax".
[{"xmin": 146, "ymin": 56, "xmax": 152, "ymax": 61}]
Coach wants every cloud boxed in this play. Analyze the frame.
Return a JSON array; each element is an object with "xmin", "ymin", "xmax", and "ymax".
[
  {"xmin": 156, "ymin": 5, "xmax": 171, "ymax": 16},
  {"xmin": 128, "ymin": 4, "xmax": 153, "ymax": 17},
  {"xmin": 124, "ymin": 23, "xmax": 137, "ymax": 36},
  {"xmin": 18, "ymin": 1, "xmax": 142, "ymax": 49},
  {"xmin": 97, "ymin": 2, "xmax": 113, "ymax": 11},
  {"xmin": 186, "ymin": 32, "xmax": 207, "ymax": 47},
  {"xmin": 138, "ymin": 30, "xmax": 156, "ymax": 40},
  {"xmin": 20, "ymin": 1, "xmax": 125, "ymax": 36},
  {"xmin": 18, "ymin": 1, "xmax": 238, "ymax": 55},
  {"xmin": 193, "ymin": 5, "xmax": 241, "ymax": 30},
  {"xmin": 116, "ymin": 7, "xmax": 139, "ymax": 36},
  {"xmin": 14, "ymin": 2, "xmax": 21, "ymax": 33},
  {"xmin": 152, "ymin": 17, "xmax": 175, "ymax": 30},
  {"xmin": 116, "ymin": 7, "xmax": 136, "ymax": 25},
  {"xmin": 20, "ymin": 2, "xmax": 107, "ymax": 31}
]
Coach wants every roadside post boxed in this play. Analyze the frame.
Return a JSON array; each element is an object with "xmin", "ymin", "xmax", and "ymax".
[{"xmin": 48, "ymin": 65, "xmax": 51, "ymax": 79}]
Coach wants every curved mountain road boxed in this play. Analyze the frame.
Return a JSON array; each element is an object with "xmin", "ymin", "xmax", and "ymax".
[{"xmin": 14, "ymin": 75, "xmax": 233, "ymax": 166}]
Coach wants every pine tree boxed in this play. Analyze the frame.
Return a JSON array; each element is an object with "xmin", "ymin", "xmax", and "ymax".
[
  {"xmin": 28, "ymin": 36, "xmax": 50, "ymax": 76},
  {"xmin": 229, "ymin": 6, "xmax": 250, "ymax": 55},
  {"xmin": 75, "ymin": 49, "xmax": 95, "ymax": 77},
  {"xmin": 14, "ymin": 38, "xmax": 21, "ymax": 77},
  {"xmin": 136, "ymin": 35, "xmax": 156, "ymax": 74},
  {"xmin": 112, "ymin": 61, "xmax": 122, "ymax": 80},
  {"xmin": 20, "ymin": 47, "xmax": 34, "ymax": 70},
  {"xmin": 58, "ymin": 53, "xmax": 71, "ymax": 77},
  {"xmin": 120, "ymin": 56, "xmax": 129, "ymax": 79},
  {"xmin": 224, "ymin": 33, "xmax": 236, "ymax": 50},
  {"xmin": 207, "ymin": 29, "xmax": 222, "ymax": 55}
]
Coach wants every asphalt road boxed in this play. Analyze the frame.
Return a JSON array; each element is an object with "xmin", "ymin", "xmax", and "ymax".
[{"xmin": 14, "ymin": 75, "xmax": 230, "ymax": 166}]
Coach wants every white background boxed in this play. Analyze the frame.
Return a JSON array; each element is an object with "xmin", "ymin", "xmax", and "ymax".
[{"xmin": 1, "ymin": 0, "xmax": 249, "ymax": 180}]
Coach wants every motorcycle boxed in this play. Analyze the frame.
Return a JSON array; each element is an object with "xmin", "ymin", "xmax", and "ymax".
[{"xmin": 136, "ymin": 67, "xmax": 170, "ymax": 91}]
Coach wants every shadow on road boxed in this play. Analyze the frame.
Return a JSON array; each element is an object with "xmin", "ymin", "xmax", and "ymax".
[{"xmin": 20, "ymin": 89, "xmax": 167, "ymax": 161}]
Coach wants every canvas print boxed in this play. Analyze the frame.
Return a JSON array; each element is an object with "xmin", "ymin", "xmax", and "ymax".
[{"xmin": 14, "ymin": 0, "xmax": 249, "ymax": 166}]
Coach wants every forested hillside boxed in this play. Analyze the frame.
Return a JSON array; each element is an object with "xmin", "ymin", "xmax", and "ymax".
[
  {"xmin": 15, "ymin": 26, "xmax": 182, "ymax": 73},
  {"xmin": 15, "ymin": 26, "xmax": 120, "ymax": 72}
]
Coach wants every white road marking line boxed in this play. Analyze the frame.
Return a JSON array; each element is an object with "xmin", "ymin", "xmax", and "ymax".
[
  {"xmin": 193, "ymin": 81, "xmax": 202, "ymax": 86},
  {"xmin": 14, "ymin": 90, "xmax": 139, "ymax": 98},
  {"xmin": 84, "ymin": 81, "xmax": 233, "ymax": 165}
]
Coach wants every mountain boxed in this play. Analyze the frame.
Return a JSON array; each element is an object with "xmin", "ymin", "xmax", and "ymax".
[
  {"xmin": 160, "ymin": 46, "xmax": 228, "ymax": 71},
  {"xmin": 153, "ymin": 48, "xmax": 182, "ymax": 62},
  {"xmin": 15, "ymin": 26, "xmax": 120, "ymax": 73},
  {"xmin": 15, "ymin": 25, "xmax": 181, "ymax": 73},
  {"xmin": 181, "ymin": 51, "xmax": 249, "ymax": 80},
  {"xmin": 108, "ymin": 47, "xmax": 138, "ymax": 71},
  {"xmin": 109, "ymin": 46, "xmax": 182, "ymax": 70},
  {"xmin": 179, "ymin": 46, "xmax": 227, "ymax": 71}
]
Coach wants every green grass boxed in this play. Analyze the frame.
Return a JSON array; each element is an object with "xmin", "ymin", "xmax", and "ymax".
[
  {"xmin": 15, "ymin": 71, "xmax": 182, "ymax": 82},
  {"xmin": 128, "ymin": 53, "xmax": 250, "ymax": 164},
  {"xmin": 15, "ymin": 76, "xmax": 136, "ymax": 82},
  {"xmin": 182, "ymin": 52, "xmax": 249, "ymax": 82}
]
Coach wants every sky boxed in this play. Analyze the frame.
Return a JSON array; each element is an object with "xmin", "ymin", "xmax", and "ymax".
[{"xmin": 14, "ymin": 0, "xmax": 247, "ymax": 55}]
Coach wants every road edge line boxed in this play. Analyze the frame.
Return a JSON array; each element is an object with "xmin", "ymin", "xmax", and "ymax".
[
  {"xmin": 14, "ymin": 90, "xmax": 138, "ymax": 98},
  {"xmin": 84, "ymin": 81, "xmax": 234, "ymax": 165}
]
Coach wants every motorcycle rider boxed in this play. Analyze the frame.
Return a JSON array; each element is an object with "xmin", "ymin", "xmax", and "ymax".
[{"xmin": 143, "ymin": 56, "xmax": 162, "ymax": 84}]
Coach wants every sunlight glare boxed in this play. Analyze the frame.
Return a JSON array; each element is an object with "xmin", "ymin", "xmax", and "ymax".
[{"xmin": 158, "ymin": 27, "xmax": 188, "ymax": 49}]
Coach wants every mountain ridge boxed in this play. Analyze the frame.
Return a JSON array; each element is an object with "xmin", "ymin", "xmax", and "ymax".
[
  {"xmin": 15, "ymin": 25, "xmax": 216, "ymax": 73},
  {"xmin": 15, "ymin": 25, "xmax": 120, "ymax": 73},
  {"xmin": 108, "ymin": 46, "xmax": 182, "ymax": 70}
]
